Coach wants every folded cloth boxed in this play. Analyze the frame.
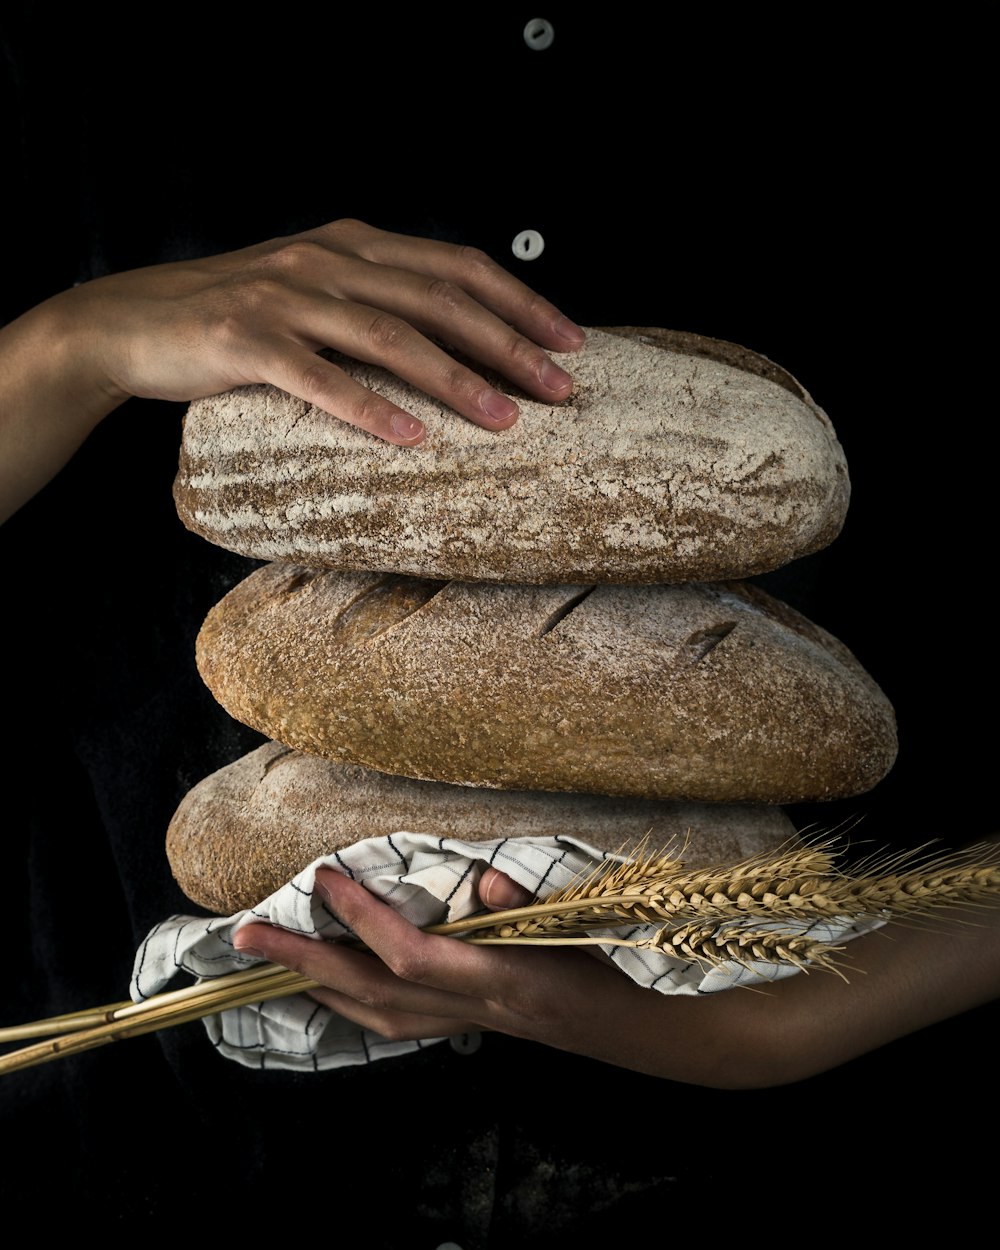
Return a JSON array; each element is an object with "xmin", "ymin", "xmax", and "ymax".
[{"xmin": 132, "ymin": 833, "xmax": 881, "ymax": 1072}]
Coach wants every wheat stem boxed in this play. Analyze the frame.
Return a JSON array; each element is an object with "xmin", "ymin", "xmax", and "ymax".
[
  {"xmin": 0, "ymin": 1002, "xmax": 134, "ymax": 1043},
  {"xmin": 0, "ymin": 967, "xmax": 318, "ymax": 1075},
  {"xmin": 0, "ymin": 962, "xmax": 306, "ymax": 1044}
]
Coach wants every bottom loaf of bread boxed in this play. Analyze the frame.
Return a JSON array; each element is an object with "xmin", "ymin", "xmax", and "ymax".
[{"xmin": 166, "ymin": 741, "xmax": 800, "ymax": 915}]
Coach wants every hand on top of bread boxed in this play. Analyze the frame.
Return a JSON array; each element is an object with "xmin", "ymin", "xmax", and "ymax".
[
  {"xmin": 79, "ymin": 218, "xmax": 585, "ymax": 437},
  {"xmin": 0, "ymin": 219, "xmax": 584, "ymax": 523}
]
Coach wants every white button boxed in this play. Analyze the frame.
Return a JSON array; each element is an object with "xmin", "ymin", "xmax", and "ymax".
[
  {"xmin": 449, "ymin": 1031, "xmax": 482, "ymax": 1055},
  {"xmin": 512, "ymin": 229, "xmax": 545, "ymax": 261},
  {"xmin": 523, "ymin": 18, "xmax": 555, "ymax": 51}
]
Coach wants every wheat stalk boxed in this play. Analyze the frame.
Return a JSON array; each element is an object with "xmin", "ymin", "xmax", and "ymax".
[
  {"xmin": 433, "ymin": 836, "xmax": 1000, "ymax": 943},
  {"xmin": 2, "ymin": 834, "xmax": 998, "ymax": 1076},
  {"xmin": 0, "ymin": 965, "xmax": 318, "ymax": 1073}
]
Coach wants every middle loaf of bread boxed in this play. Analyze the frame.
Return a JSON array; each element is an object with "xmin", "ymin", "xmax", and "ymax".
[{"xmin": 195, "ymin": 565, "xmax": 898, "ymax": 805}]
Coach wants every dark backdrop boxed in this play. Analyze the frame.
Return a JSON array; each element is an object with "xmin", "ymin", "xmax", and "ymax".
[{"xmin": 1, "ymin": 9, "xmax": 994, "ymax": 1237}]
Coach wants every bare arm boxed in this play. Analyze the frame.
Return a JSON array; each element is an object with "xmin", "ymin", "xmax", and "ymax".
[
  {"xmin": 232, "ymin": 864, "xmax": 1000, "ymax": 1090},
  {"xmin": 0, "ymin": 218, "xmax": 585, "ymax": 524}
]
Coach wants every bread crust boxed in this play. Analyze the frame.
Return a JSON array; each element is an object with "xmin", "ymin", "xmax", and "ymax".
[
  {"xmin": 174, "ymin": 327, "xmax": 850, "ymax": 585},
  {"xmin": 195, "ymin": 566, "xmax": 897, "ymax": 804},
  {"xmin": 166, "ymin": 741, "xmax": 799, "ymax": 914}
]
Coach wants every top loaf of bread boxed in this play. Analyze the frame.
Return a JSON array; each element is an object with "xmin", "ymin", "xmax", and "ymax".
[{"xmin": 173, "ymin": 327, "xmax": 850, "ymax": 585}]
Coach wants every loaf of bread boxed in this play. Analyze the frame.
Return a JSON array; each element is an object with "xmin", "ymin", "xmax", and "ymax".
[
  {"xmin": 166, "ymin": 741, "xmax": 800, "ymax": 914},
  {"xmin": 174, "ymin": 327, "xmax": 850, "ymax": 585},
  {"xmin": 195, "ymin": 566, "xmax": 898, "ymax": 804}
]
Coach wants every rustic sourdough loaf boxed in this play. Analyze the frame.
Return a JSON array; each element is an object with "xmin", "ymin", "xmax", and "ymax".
[
  {"xmin": 166, "ymin": 741, "xmax": 799, "ymax": 914},
  {"xmin": 195, "ymin": 565, "xmax": 897, "ymax": 805},
  {"xmin": 173, "ymin": 327, "xmax": 850, "ymax": 585}
]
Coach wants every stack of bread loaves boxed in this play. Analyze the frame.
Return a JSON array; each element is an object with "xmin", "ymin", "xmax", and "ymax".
[{"xmin": 166, "ymin": 327, "xmax": 898, "ymax": 922}]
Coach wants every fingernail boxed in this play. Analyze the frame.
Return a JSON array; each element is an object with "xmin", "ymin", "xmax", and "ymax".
[
  {"xmin": 481, "ymin": 872, "xmax": 499, "ymax": 909},
  {"xmin": 233, "ymin": 938, "xmax": 266, "ymax": 959},
  {"xmin": 482, "ymin": 870, "xmax": 535, "ymax": 911},
  {"xmin": 553, "ymin": 316, "xmax": 586, "ymax": 347},
  {"xmin": 539, "ymin": 359, "xmax": 573, "ymax": 394},
  {"xmin": 481, "ymin": 389, "xmax": 519, "ymax": 425},
  {"xmin": 390, "ymin": 412, "xmax": 424, "ymax": 440}
]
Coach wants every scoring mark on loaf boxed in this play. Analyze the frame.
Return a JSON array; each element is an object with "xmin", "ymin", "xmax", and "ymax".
[
  {"xmin": 334, "ymin": 574, "xmax": 450, "ymax": 645},
  {"xmin": 684, "ymin": 621, "xmax": 737, "ymax": 664},
  {"xmin": 261, "ymin": 745, "xmax": 296, "ymax": 777},
  {"xmin": 537, "ymin": 586, "xmax": 598, "ymax": 638},
  {"xmin": 278, "ymin": 569, "xmax": 321, "ymax": 595}
]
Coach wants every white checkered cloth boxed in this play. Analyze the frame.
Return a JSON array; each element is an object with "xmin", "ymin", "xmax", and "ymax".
[{"xmin": 133, "ymin": 833, "xmax": 882, "ymax": 1071}]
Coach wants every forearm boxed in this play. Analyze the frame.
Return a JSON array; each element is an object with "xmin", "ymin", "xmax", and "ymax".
[
  {"xmin": 595, "ymin": 901, "xmax": 1000, "ymax": 1089},
  {"xmin": 0, "ymin": 290, "xmax": 127, "ymax": 523}
]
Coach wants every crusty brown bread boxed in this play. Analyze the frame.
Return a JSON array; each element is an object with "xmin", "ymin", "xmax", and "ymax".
[
  {"xmin": 173, "ymin": 326, "xmax": 850, "ymax": 585},
  {"xmin": 195, "ymin": 565, "xmax": 898, "ymax": 805},
  {"xmin": 166, "ymin": 741, "xmax": 800, "ymax": 915}
]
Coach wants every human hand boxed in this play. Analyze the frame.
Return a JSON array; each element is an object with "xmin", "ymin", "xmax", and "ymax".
[
  {"xmin": 59, "ymin": 217, "xmax": 587, "ymax": 444},
  {"xmin": 231, "ymin": 865, "xmax": 640, "ymax": 1054},
  {"xmin": 1, "ymin": 218, "xmax": 586, "ymax": 520}
]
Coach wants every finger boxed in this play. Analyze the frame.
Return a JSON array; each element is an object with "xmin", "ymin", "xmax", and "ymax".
[
  {"xmin": 287, "ymin": 300, "xmax": 526, "ymax": 430},
  {"xmin": 312, "ymin": 219, "xmax": 587, "ymax": 352},
  {"xmin": 256, "ymin": 339, "xmax": 427, "ymax": 444},
  {"xmin": 307, "ymin": 983, "xmax": 479, "ymax": 1043},
  {"xmin": 313, "ymin": 868, "xmax": 511, "ymax": 1001},
  {"xmin": 234, "ymin": 919, "xmax": 485, "ymax": 1025},
  {"xmin": 238, "ymin": 232, "xmax": 575, "ymax": 423},
  {"xmin": 256, "ymin": 305, "xmax": 525, "ymax": 436},
  {"xmin": 322, "ymin": 255, "xmax": 577, "ymax": 405},
  {"xmin": 234, "ymin": 913, "xmax": 496, "ymax": 1045},
  {"xmin": 479, "ymin": 868, "xmax": 537, "ymax": 912}
]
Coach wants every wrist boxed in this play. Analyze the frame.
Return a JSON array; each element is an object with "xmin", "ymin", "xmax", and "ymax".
[
  {"xmin": 31, "ymin": 285, "xmax": 134, "ymax": 422},
  {"xmin": 0, "ymin": 289, "xmax": 131, "ymax": 523}
]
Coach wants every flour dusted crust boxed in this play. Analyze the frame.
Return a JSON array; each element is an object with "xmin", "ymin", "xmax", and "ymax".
[
  {"xmin": 174, "ymin": 327, "xmax": 850, "ymax": 585},
  {"xmin": 166, "ymin": 741, "xmax": 800, "ymax": 914},
  {"xmin": 195, "ymin": 565, "xmax": 898, "ymax": 804}
]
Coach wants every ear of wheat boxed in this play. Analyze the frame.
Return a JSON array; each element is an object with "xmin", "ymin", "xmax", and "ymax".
[
  {"xmin": 430, "ymin": 835, "xmax": 1000, "ymax": 940},
  {"xmin": 2, "ymin": 833, "xmax": 998, "ymax": 1076}
]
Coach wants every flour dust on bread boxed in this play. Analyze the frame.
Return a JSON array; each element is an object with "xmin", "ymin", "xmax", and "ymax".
[
  {"xmin": 166, "ymin": 741, "xmax": 801, "ymax": 915},
  {"xmin": 174, "ymin": 327, "xmax": 850, "ymax": 585},
  {"xmin": 195, "ymin": 566, "xmax": 898, "ymax": 805}
]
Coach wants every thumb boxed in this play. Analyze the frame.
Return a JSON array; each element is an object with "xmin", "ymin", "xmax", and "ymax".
[{"xmin": 479, "ymin": 867, "xmax": 536, "ymax": 911}]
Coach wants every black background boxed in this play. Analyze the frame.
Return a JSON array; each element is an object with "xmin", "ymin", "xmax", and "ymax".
[{"xmin": 1, "ymin": 8, "xmax": 995, "ymax": 1239}]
